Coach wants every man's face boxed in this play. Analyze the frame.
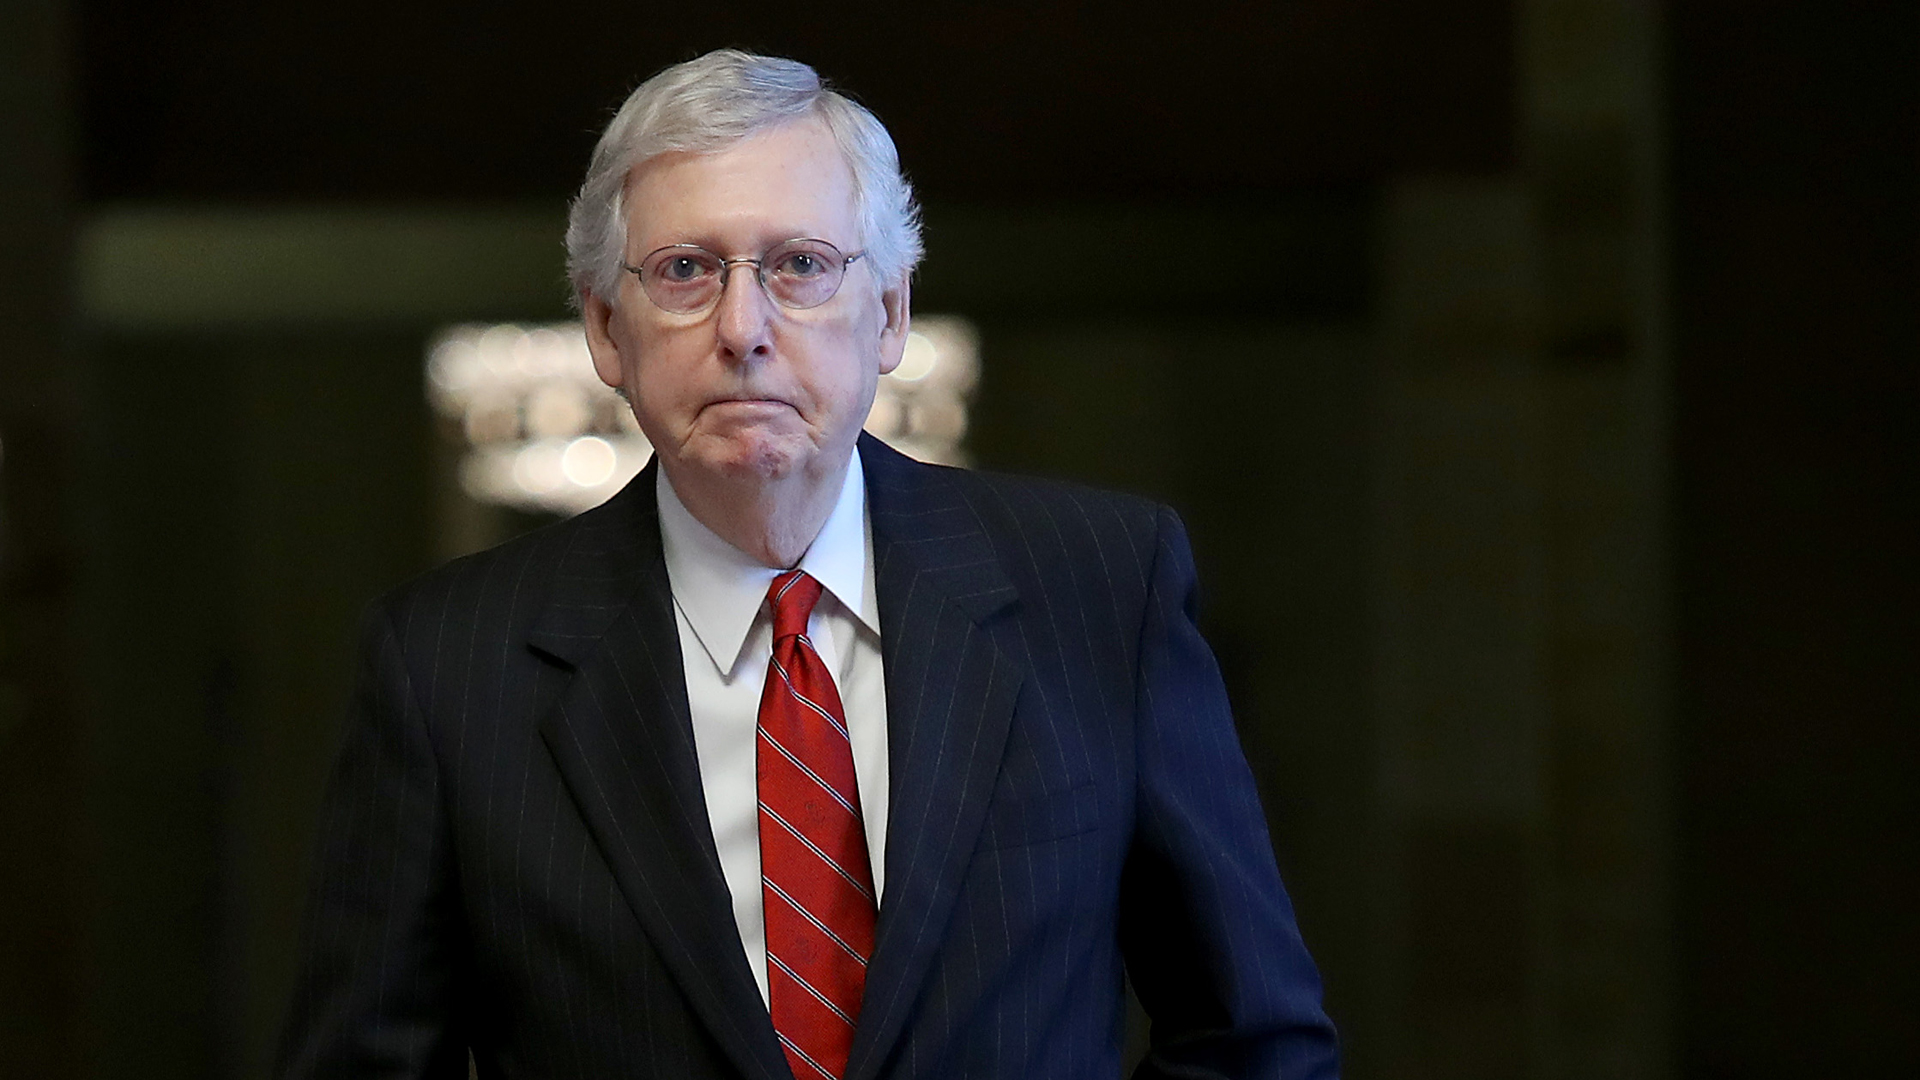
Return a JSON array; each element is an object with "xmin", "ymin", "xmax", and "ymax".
[{"xmin": 583, "ymin": 116, "xmax": 909, "ymax": 493}]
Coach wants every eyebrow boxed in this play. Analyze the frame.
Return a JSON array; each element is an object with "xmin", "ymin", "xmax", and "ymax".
[{"xmin": 644, "ymin": 233, "xmax": 838, "ymax": 257}]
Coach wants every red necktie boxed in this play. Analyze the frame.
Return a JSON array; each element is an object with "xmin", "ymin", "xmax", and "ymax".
[{"xmin": 758, "ymin": 570, "xmax": 876, "ymax": 1080}]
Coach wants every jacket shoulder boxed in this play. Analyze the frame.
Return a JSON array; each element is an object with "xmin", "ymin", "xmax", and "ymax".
[
  {"xmin": 370, "ymin": 493, "xmax": 627, "ymax": 648},
  {"xmin": 951, "ymin": 465, "xmax": 1168, "ymax": 548},
  {"xmin": 924, "ymin": 464, "xmax": 1175, "ymax": 604}
]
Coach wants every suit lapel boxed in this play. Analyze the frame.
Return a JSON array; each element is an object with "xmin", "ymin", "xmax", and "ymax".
[
  {"xmin": 531, "ymin": 463, "xmax": 790, "ymax": 1080},
  {"xmin": 845, "ymin": 436, "xmax": 1023, "ymax": 1080}
]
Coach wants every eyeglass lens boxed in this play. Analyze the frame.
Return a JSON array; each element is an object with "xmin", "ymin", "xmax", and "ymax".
[{"xmin": 639, "ymin": 239, "xmax": 848, "ymax": 313}]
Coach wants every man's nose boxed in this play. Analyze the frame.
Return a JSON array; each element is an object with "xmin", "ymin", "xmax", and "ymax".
[{"xmin": 713, "ymin": 261, "xmax": 775, "ymax": 362}]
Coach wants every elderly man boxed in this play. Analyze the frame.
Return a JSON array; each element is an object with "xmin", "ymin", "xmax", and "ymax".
[{"xmin": 278, "ymin": 50, "xmax": 1337, "ymax": 1080}]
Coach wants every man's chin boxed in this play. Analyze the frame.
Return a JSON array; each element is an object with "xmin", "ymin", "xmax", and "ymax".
[{"xmin": 684, "ymin": 434, "xmax": 815, "ymax": 484}]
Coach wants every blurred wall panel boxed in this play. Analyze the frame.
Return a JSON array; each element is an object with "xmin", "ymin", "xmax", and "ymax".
[
  {"xmin": 228, "ymin": 335, "xmax": 437, "ymax": 1073},
  {"xmin": 1520, "ymin": 2, "xmax": 1673, "ymax": 1077},
  {"xmin": 73, "ymin": 204, "xmax": 541, "ymax": 1077},
  {"xmin": 1375, "ymin": 177, "xmax": 1553, "ymax": 1080},
  {"xmin": 77, "ymin": 338, "xmax": 236, "ymax": 1079},
  {"xmin": 1670, "ymin": 4, "xmax": 1919, "ymax": 1076},
  {"xmin": 0, "ymin": 0, "xmax": 84, "ymax": 1076},
  {"xmin": 76, "ymin": 329, "xmax": 436, "ymax": 1079},
  {"xmin": 1367, "ymin": 3, "xmax": 1673, "ymax": 1077}
]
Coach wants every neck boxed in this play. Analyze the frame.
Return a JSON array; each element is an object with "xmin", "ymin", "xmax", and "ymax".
[{"xmin": 661, "ymin": 451, "xmax": 851, "ymax": 569}]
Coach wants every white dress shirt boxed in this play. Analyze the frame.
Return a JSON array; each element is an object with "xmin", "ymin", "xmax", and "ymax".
[{"xmin": 655, "ymin": 459, "xmax": 890, "ymax": 1007}]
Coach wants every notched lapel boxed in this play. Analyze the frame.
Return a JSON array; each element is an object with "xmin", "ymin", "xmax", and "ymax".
[
  {"xmin": 847, "ymin": 438, "xmax": 1024, "ymax": 1080},
  {"xmin": 532, "ymin": 467, "xmax": 790, "ymax": 1080}
]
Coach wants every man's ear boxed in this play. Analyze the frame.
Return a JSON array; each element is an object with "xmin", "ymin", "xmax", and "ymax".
[
  {"xmin": 876, "ymin": 276, "xmax": 912, "ymax": 376},
  {"xmin": 580, "ymin": 290, "xmax": 628, "ymax": 390}
]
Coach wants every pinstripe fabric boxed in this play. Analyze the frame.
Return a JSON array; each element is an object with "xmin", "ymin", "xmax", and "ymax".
[{"xmin": 277, "ymin": 433, "xmax": 1338, "ymax": 1080}]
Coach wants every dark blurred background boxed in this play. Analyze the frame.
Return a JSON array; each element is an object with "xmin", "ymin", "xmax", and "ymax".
[{"xmin": 2, "ymin": 2, "xmax": 1913, "ymax": 1078}]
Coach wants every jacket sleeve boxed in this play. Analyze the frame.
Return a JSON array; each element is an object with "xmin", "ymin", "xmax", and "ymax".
[
  {"xmin": 276, "ymin": 602, "xmax": 471, "ymax": 1080},
  {"xmin": 1118, "ymin": 506, "xmax": 1340, "ymax": 1079}
]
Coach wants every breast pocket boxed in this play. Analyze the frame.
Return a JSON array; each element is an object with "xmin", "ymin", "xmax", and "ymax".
[{"xmin": 977, "ymin": 780, "xmax": 1106, "ymax": 852}]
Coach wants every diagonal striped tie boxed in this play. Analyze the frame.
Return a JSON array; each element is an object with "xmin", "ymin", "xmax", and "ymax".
[{"xmin": 758, "ymin": 570, "xmax": 876, "ymax": 1080}]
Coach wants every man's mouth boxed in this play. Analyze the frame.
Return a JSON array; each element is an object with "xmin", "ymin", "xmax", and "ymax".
[{"xmin": 702, "ymin": 396, "xmax": 797, "ymax": 416}]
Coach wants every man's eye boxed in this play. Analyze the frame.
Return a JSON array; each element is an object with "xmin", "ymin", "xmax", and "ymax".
[
  {"xmin": 778, "ymin": 252, "xmax": 823, "ymax": 276},
  {"xmin": 665, "ymin": 257, "xmax": 703, "ymax": 281}
]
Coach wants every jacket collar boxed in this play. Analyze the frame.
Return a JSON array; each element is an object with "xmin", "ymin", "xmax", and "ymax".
[{"xmin": 655, "ymin": 451, "xmax": 878, "ymax": 679}]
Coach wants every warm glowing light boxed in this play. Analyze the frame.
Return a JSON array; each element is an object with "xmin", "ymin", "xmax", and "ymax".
[
  {"xmin": 428, "ymin": 322, "xmax": 650, "ymax": 514},
  {"xmin": 869, "ymin": 316, "xmax": 980, "ymax": 466},
  {"xmin": 526, "ymin": 384, "xmax": 591, "ymax": 439},
  {"xmin": 894, "ymin": 332, "xmax": 938, "ymax": 381},
  {"xmin": 512, "ymin": 441, "xmax": 567, "ymax": 495},
  {"xmin": 561, "ymin": 436, "xmax": 618, "ymax": 487}
]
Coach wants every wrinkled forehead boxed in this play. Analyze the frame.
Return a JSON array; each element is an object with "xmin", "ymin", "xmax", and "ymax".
[{"xmin": 620, "ymin": 116, "xmax": 862, "ymax": 254}]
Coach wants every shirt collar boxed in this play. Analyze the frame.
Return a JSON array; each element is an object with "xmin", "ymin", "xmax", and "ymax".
[{"xmin": 655, "ymin": 453, "xmax": 876, "ymax": 677}]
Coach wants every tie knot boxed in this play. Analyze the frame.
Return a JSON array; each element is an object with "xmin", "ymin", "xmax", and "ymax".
[{"xmin": 766, "ymin": 570, "xmax": 824, "ymax": 642}]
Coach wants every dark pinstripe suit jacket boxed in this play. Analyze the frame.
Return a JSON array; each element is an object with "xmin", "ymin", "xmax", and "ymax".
[{"xmin": 279, "ymin": 434, "xmax": 1338, "ymax": 1079}]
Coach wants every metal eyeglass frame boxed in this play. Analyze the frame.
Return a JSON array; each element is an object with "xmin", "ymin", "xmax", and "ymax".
[{"xmin": 621, "ymin": 238, "xmax": 867, "ymax": 313}]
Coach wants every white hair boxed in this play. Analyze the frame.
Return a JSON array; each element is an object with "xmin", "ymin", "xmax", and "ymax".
[{"xmin": 565, "ymin": 49, "xmax": 924, "ymax": 308}]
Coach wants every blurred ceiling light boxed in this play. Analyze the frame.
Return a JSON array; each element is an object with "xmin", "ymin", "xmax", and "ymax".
[
  {"xmin": 869, "ymin": 318, "xmax": 979, "ymax": 467},
  {"xmin": 429, "ymin": 322, "xmax": 649, "ymax": 515},
  {"xmin": 511, "ymin": 440, "xmax": 568, "ymax": 495},
  {"xmin": 427, "ymin": 314, "xmax": 978, "ymax": 515},
  {"xmin": 561, "ymin": 436, "xmax": 618, "ymax": 487},
  {"xmin": 893, "ymin": 331, "xmax": 939, "ymax": 381},
  {"xmin": 525, "ymin": 383, "xmax": 592, "ymax": 440}
]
